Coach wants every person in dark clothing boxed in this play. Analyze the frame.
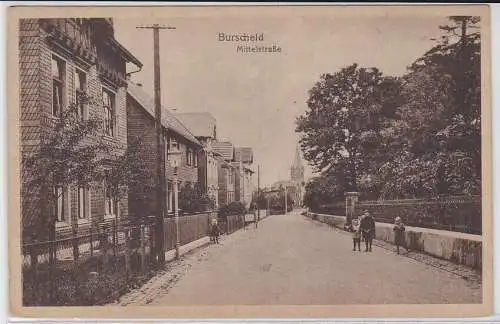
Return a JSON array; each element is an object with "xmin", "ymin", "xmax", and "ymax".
[
  {"xmin": 393, "ymin": 216, "xmax": 406, "ymax": 254},
  {"xmin": 360, "ymin": 210, "xmax": 375, "ymax": 252},
  {"xmin": 210, "ymin": 218, "xmax": 221, "ymax": 244}
]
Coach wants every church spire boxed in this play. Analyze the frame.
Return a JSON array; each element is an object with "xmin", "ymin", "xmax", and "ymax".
[
  {"xmin": 291, "ymin": 144, "xmax": 304, "ymax": 184},
  {"xmin": 293, "ymin": 144, "xmax": 302, "ymax": 168}
]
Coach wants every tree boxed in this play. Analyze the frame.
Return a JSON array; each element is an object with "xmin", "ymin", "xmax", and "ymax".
[
  {"xmin": 105, "ymin": 135, "xmax": 155, "ymax": 222},
  {"xmin": 296, "ymin": 63, "xmax": 399, "ymax": 193},
  {"xmin": 251, "ymin": 191, "xmax": 268, "ymax": 210},
  {"xmin": 303, "ymin": 176, "xmax": 340, "ymax": 210},
  {"xmin": 378, "ymin": 15, "xmax": 481, "ymax": 198},
  {"xmin": 21, "ymin": 95, "xmax": 107, "ymax": 241},
  {"xmin": 268, "ymin": 186, "xmax": 293, "ymax": 213}
]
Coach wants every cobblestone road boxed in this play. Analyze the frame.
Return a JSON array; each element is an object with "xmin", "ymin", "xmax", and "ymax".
[{"xmin": 115, "ymin": 211, "xmax": 482, "ymax": 306}]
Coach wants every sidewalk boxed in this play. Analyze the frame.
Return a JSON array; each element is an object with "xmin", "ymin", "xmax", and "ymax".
[
  {"xmin": 110, "ymin": 227, "xmax": 247, "ymax": 306},
  {"xmin": 305, "ymin": 216, "xmax": 482, "ymax": 285}
]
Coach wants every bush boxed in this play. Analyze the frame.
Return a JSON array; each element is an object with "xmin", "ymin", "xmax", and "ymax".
[
  {"xmin": 179, "ymin": 182, "xmax": 215, "ymax": 214},
  {"xmin": 218, "ymin": 201, "xmax": 246, "ymax": 218}
]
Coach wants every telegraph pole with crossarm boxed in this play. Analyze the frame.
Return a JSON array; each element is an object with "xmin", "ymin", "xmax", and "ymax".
[{"xmin": 136, "ymin": 24, "xmax": 176, "ymax": 264}]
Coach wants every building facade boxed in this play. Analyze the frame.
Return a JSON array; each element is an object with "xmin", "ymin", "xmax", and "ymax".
[
  {"xmin": 233, "ymin": 147, "xmax": 255, "ymax": 209},
  {"xmin": 175, "ymin": 112, "xmax": 219, "ymax": 208},
  {"xmin": 19, "ymin": 18, "xmax": 142, "ymax": 239},
  {"xmin": 126, "ymin": 81, "xmax": 202, "ymax": 217},
  {"xmin": 213, "ymin": 141, "xmax": 236, "ymax": 206}
]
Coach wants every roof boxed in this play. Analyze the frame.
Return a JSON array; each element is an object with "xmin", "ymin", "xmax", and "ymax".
[
  {"xmin": 127, "ymin": 82, "xmax": 200, "ymax": 146},
  {"xmin": 234, "ymin": 147, "xmax": 253, "ymax": 164},
  {"xmin": 244, "ymin": 166, "xmax": 255, "ymax": 174},
  {"xmin": 212, "ymin": 141, "xmax": 234, "ymax": 161},
  {"xmin": 174, "ymin": 112, "xmax": 217, "ymax": 139},
  {"xmin": 110, "ymin": 38, "xmax": 143, "ymax": 68}
]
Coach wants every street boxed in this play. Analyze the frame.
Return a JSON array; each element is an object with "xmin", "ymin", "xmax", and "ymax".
[{"xmin": 137, "ymin": 211, "xmax": 482, "ymax": 306}]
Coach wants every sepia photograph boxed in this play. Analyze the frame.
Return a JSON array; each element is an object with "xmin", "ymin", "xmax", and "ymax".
[{"xmin": 7, "ymin": 4, "xmax": 492, "ymax": 318}]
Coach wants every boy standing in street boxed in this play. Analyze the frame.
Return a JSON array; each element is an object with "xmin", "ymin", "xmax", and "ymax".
[{"xmin": 211, "ymin": 218, "xmax": 221, "ymax": 244}]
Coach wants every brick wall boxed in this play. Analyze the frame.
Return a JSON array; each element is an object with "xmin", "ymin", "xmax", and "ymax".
[
  {"xmin": 20, "ymin": 19, "xmax": 42, "ymax": 229},
  {"xmin": 126, "ymin": 97, "xmax": 157, "ymax": 217},
  {"xmin": 127, "ymin": 96, "xmax": 201, "ymax": 218}
]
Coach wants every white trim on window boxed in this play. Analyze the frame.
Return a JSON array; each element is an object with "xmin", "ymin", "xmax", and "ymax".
[
  {"xmin": 51, "ymin": 54, "xmax": 66, "ymax": 118},
  {"xmin": 74, "ymin": 67, "xmax": 88, "ymax": 121},
  {"xmin": 102, "ymin": 87, "xmax": 116, "ymax": 137},
  {"xmin": 103, "ymin": 178, "xmax": 117, "ymax": 220}
]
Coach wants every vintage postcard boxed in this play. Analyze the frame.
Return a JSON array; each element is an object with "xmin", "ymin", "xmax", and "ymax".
[{"xmin": 7, "ymin": 4, "xmax": 492, "ymax": 319}]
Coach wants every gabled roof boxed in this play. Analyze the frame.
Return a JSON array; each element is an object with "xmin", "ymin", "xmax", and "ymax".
[
  {"xmin": 174, "ymin": 112, "xmax": 217, "ymax": 139},
  {"xmin": 234, "ymin": 147, "xmax": 253, "ymax": 164},
  {"xmin": 212, "ymin": 141, "xmax": 234, "ymax": 161},
  {"xmin": 127, "ymin": 82, "xmax": 200, "ymax": 146}
]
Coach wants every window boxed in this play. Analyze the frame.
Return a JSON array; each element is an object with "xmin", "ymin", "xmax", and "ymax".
[
  {"xmin": 102, "ymin": 89, "xmax": 115, "ymax": 137},
  {"xmin": 77, "ymin": 186, "xmax": 89, "ymax": 219},
  {"xmin": 194, "ymin": 152, "xmax": 198, "ymax": 167},
  {"xmin": 104, "ymin": 179, "xmax": 116, "ymax": 216},
  {"xmin": 75, "ymin": 69, "xmax": 87, "ymax": 120},
  {"xmin": 54, "ymin": 186, "xmax": 65, "ymax": 222},
  {"xmin": 170, "ymin": 138, "xmax": 179, "ymax": 151},
  {"xmin": 186, "ymin": 149, "xmax": 195, "ymax": 166},
  {"xmin": 52, "ymin": 56, "xmax": 65, "ymax": 117}
]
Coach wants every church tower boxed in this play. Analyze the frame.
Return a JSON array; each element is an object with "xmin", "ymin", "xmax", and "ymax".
[
  {"xmin": 290, "ymin": 144, "xmax": 305, "ymax": 207},
  {"xmin": 291, "ymin": 144, "xmax": 304, "ymax": 184}
]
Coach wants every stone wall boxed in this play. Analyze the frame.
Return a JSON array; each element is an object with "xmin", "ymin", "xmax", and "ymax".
[{"xmin": 306, "ymin": 212, "xmax": 482, "ymax": 270}]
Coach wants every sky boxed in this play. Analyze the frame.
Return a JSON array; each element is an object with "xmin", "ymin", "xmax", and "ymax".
[{"xmin": 113, "ymin": 11, "xmax": 449, "ymax": 187}]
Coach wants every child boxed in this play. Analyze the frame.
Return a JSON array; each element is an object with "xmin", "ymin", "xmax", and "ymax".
[
  {"xmin": 210, "ymin": 218, "xmax": 220, "ymax": 244},
  {"xmin": 393, "ymin": 216, "xmax": 406, "ymax": 254},
  {"xmin": 351, "ymin": 217, "xmax": 361, "ymax": 251}
]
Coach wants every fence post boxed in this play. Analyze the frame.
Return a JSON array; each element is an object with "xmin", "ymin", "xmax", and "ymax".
[
  {"xmin": 48, "ymin": 221, "xmax": 56, "ymax": 305},
  {"xmin": 345, "ymin": 192, "xmax": 360, "ymax": 225},
  {"xmin": 140, "ymin": 224, "xmax": 146, "ymax": 273},
  {"xmin": 28, "ymin": 242, "xmax": 39, "ymax": 305},
  {"xmin": 149, "ymin": 222, "xmax": 156, "ymax": 267},
  {"xmin": 89, "ymin": 222, "xmax": 93, "ymax": 258},
  {"xmin": 101, "ymin": 224, "xmax": 109, "ymax": 273},
  {"xmin": 124, "ymin": 225, "xmax": 131, "ymax": 278},
  {"xmin": 112, "ymin": 219, "xmax": 117, "ymax": 259}
]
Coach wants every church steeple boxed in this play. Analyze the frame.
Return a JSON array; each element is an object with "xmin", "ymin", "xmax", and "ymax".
[
  {"xmin": 293, "ymin": 144, "xmax": 302, "ymax": 168},
  {"xmin": 291, "ymin": 144, "xmax": 304, "ymax": 183}
]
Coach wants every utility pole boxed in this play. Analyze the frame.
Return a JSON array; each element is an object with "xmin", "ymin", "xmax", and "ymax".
[{"xmin": 136, "ymin": 24, "xmax": 176, "ymax": 264}]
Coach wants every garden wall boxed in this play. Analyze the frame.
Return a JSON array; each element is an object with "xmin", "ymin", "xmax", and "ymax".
[{"xmin": 306, "ymin": 212, "xmax": 482, "ymax": 270}]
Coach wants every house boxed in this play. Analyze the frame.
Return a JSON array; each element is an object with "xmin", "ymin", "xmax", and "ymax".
[
  {"xmin": 212, "ymin": 141, "xmax": 236, "ymax": 206},
  {"xmin": 212, "ymin": 142, "xmax": 255, "ymax": 208},
  {"xmin": 233, "ymin": 147, "xmax": 255, "ymax": 209},
  {"xmin": 19, "ymin": 18, "xmax": 142, "ymax": 239},
  {"xmin": 174, "ymin": 112, "xmax": 219, "ymax": 208},
  {"xmin": 126, "ymin": 81, "xmax": 202, "ymax": 217}
]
